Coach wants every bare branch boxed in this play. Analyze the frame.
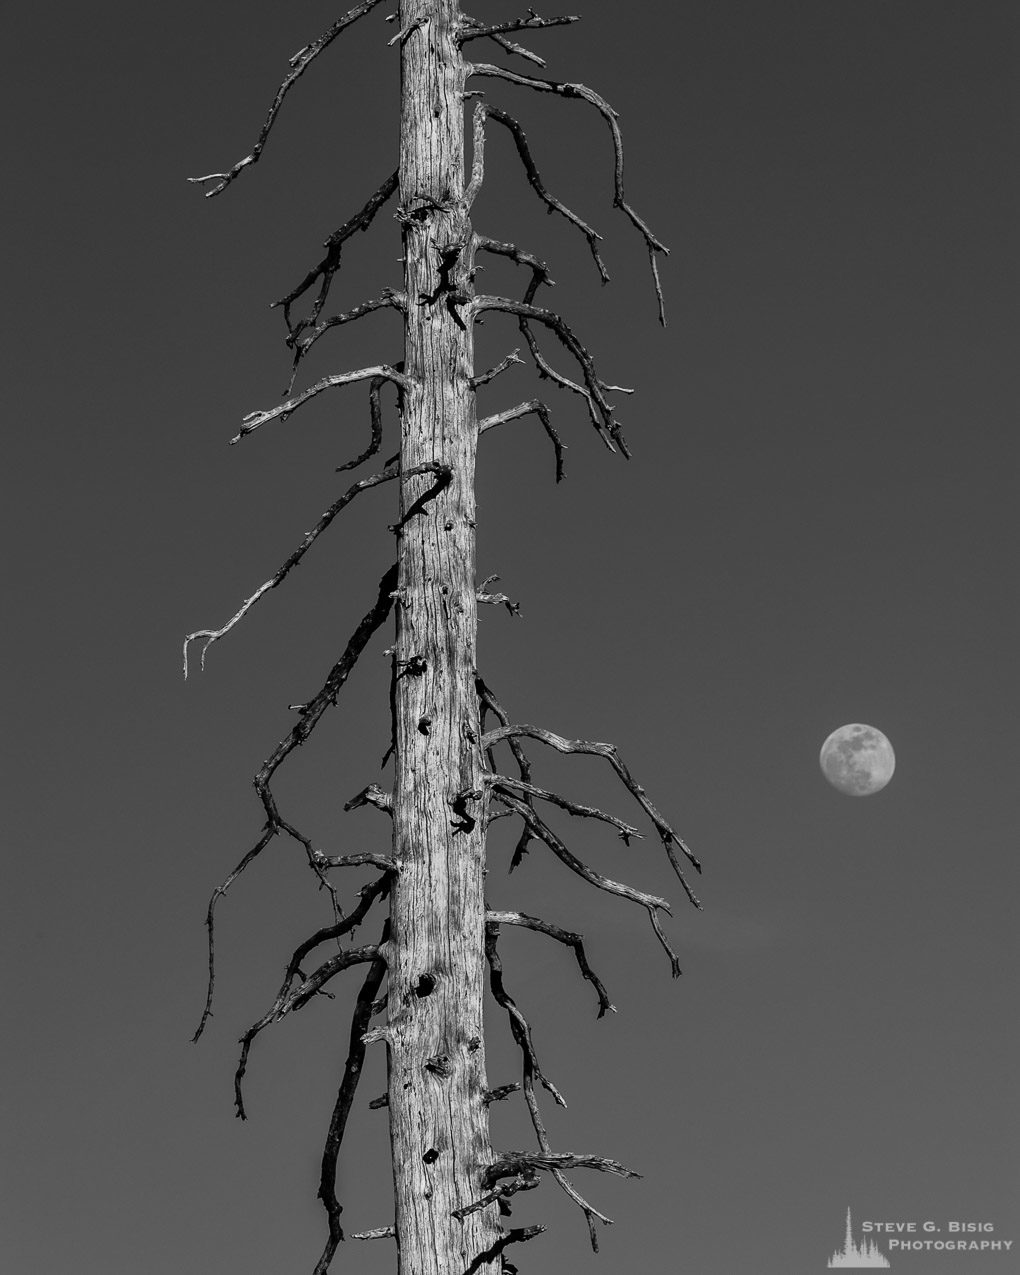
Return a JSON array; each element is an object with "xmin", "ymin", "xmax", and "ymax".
[
  {"xmin": 313, "ymin": 936, "xmax": 388, "ymax": 1275},
  {"xmin": 492, "ymin": 790, "xmax": 683, "ymax": 977},
  {"xmin": 470, "ymin": 347, "xmax": 523, "ymax": 389},
  {"xmin": 485, "ymin": 1150, "xmax": 640, "ymax": 1187},
  {"xmin": 477, "ymin": 106, "xmax": 607, "ymax": 282},
  {"xmin": 343, "ymin": 783, "xmax": 394, "ymax": 815},
  {"xmin": 468, "ymin": 62, "xmax": 669, "ymax": 322},
  {"xmin": 487, "ymin": 32, "xmax": 547, "ymax": 67},
  {"xmin": 499, "ymin": 261, "xmax": 632, "ymax": 436},
  {"xmin": 476, "ymin": 573, "xmax": 521, "ymax": 616},
  {"xmin": 486, "ymin": 909, "xmax": 615, "ymax": 1016},
  {"xmin": 472, "ymin": 295, "xmax": 627, "ymax": 453},
  {"xmin": 231, "ymin": 364, "xmax": 410, "ymax": 444},
  {"xmin": 484, "ymin": 1082, "xmax": 522, "ymax": 1106},
  {"xmin": 314, "ymin": 851, "xmax": 396, "ymax": 871},
  {"xmin": 337, "ymin": 373, "xmax": 386, "ymax": 473},
  {"xmin": 475, "ymin": 235, "xmax": 554, "ymax": 290},
  {"xmin": 275, "ymin": 171, "xmax": 399, "ymax": 337},
  {"xmin": 485, "ymin": 922, "xmax": 566, "ymax": 1108},
  {"xmin": 451, "ymin": 1169, "xmax": 539, "ymax": 1220},
  {"xmin": 485, "ymin": 921, "xmax": 628, "ymax": 1246},
  {"xmin": 458, "ymin": 13, "xmax": 581, "ymax": 44},
  {"xmin": 478, "ymin": 399, "xmax": 565, "ymax": 482},
  {"xmin": 234, "ymin": 879, "xmax": 391, "ymax": 1119},
  {"xmin": 188, "ymin": 0, "xmax": 389, "ymax": 197},
  {"xmin": 191, "ymin": 828, "xmax": 275, "ymax": 1042},
  {"xmin": 282, "ymin": 943, "xmax": 382, "ymax": 1017},
  {"xmin": 488, "ymin": 776, "xmax": 638, "ymax": 840},
  {"xmin": 286, "ymin": 291, "xmax": 404, "ymax": 391},
  {"xmin": 184, "ymin": 459, "xmax": 438, "ymax": 674},
  {"xmin": 482, "ymin": 722, "xmax": 702, "ymax": 900},
  {"xmin": 476, "ymin": 677, "xmax": 536, "ymax": 869},
  {"xmin": 388, "ymin": 15, "xmax": 428, "ymax": 46},
  {"xmin": 190, "ymin": 566, "xmax": 398, "ymax": 1041},
  {"xmin": 351, "ymin": 1226, "xmax": 396, "ymax": 1240}
]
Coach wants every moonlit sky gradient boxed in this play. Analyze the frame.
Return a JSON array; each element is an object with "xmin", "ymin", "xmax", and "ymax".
[{"xmin": 4, "ymin": 2, "xmax": 1017, "ymax": 1272}]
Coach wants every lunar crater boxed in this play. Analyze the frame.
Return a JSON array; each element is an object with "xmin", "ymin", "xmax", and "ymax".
[{"xmin": 819, "ymin": 723, "xmax": 895, "ymax": 796}]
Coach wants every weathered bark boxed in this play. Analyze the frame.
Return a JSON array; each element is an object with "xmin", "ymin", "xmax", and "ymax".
[
  {"xmin": 186, "ymin": 7, "xmax": 687, "ymax": 1268},
  {"xmin": 386, "ymin": 2, "xmax": 501, "ymax": 1271}
]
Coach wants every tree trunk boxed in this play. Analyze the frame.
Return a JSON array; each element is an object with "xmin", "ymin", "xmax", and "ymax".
[{"xmin": 387, "ymin": 2, "xmax": 499, "ymax": 1271}]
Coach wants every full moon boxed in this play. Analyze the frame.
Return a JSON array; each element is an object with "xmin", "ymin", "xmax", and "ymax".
[{"xmin": 819, "ymin": 723, "xmax": 895, "ymax": 796}]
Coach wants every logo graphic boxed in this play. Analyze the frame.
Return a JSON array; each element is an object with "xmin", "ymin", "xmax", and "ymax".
[{"xmin": 828, "ymin": 1208, "xmax": 891, "ymax": 1268}]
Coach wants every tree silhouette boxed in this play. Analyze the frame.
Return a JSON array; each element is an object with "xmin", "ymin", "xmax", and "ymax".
[{"xmin": 185, "ymin": 4, "xmax": 701, "ymax": 1272}]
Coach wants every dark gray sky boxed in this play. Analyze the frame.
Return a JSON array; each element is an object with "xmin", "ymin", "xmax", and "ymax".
[{"xmin": 3, "ymin": 2, "xmax": 1016, "ymax": 1272}]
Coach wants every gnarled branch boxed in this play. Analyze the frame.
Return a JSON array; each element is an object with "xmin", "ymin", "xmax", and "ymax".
[
  {"xmin": 467, "ymin": 62, "xmax": 668, "ymax": 323},
  {"xmin": 234, "ymin": 878, "xmax": 391, "ymax": 1119},
  {"xmin": 475, "ymin": 235, "xmax": 554, "ymax": 291},
  {"xmin": 343, "ymin": 783, "xmax": 394, "ymax": 815},
  {"xmin": 489, "ymin": 775, "xmax": 637, "ymax": 840},
  {"xmin": 485, "ymin": 920, "xmax": 631, "ymax": 1248},
  {"xmin": 476, "ymin": 677, "xmax": 536, "ymax": 869},
  {"xmin": 476, "ymin": 574, "xmax": 521, "ymax": 616},
  {"xmin": 478, "ymin": 399, "xmax": 565, "ymax": 481},
  {"xmin": 274, "ymin": 170, "xmax": 399, "ymax": 339},
  {"xmin": 475, "ymin": 106, "xmax": 606, "ymax": 282},
  {"xmin": 485, "ymin": 921, "xmax": 566, "ymax": 1108},
  {"xmin": 451, "ymin": 1168, "xmax": 539, "ymax": 1220},
  {"xmin": 458, "ymin": 13, "xmax": 580, "ymax": 44},
  {"xmin": 183, "ymin": 460, "xmax": 438, "ymax": 675},
  {"xmin": 470, "ymin": 347, "xmax": 523, "ymax": 389},
  {"xmin": 492, "ymin": 789, "xmax": 682, "ymax": 977},
  {"xmin": 231, "ymin": 364, "xmax": 410, "ymax": 443},
  {"xmin": 286, "ymin": 291, "xmax": 404, "ymax": 393},
  {"xmin": 486, "ymin": 909, "xmax": 615, "ymax": 1016},
  {"xmin": 484, "ymin": 1150, "xmax": 640, "ymax": 1188},
  {"xmin": 483, "ymin": 722, "xmax": 702, "ymax": 898},
  {"xmin": 472, "ymin": 295, "xmax": 626, "ymax": 453},
  {"xmin": 190, "ymin": 565, "xmax": 398, "ymax": 1042},
  {"xmin": 313, "ymin": 931, "xmax": 389, "ymax": 1274}
]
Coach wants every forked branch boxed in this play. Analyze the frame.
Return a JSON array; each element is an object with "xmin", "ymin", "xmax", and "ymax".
[
  {"xmin": 477, "ymin": 677, "xmax": 536, "ymax": 868},
  {"xmin": 275, "ymin": 170, "xmax": 399, "ymax": 339},
  {"xmin": 484, "ymin": 922, "xmax": 630, "ymax": 1248},
  {"xmin": 493, "ymin": 788, "xmax": 683, "ymax": 977},
  {"xmin": 473, "ymin": 295, "xmax": 626, "ymax": 452},
  {"xmin": 484, "ymin": 1150, "xmax": 640, "ymax": 1189},
  {"xmin": 234, "ymin": 878, "xmax": 391, "ymax": 1119},
  {"xmin": 483, "ymin": 722, "xmax": 703, "ymax": 899},
  {"xmin": 488, "ymin": 774, "xmax": 638, "ymax": 840},
  {"xmin": 183, "ymin": 460, "xmax": 441, "ymax": 675},
  {"xmin": 191, "ymin": 565, "xmax": 398, "ymax": 1042},
  {"xmin": 286, "ymin": 291, "xmax": 404, "ymax": 393},
  {"xmin": 458, "ymin": 12, "xmax": 580, "ymax": 44},
  {"xmin": 468, "ymin": 62, "xmax": 668, "ymax": 322}
]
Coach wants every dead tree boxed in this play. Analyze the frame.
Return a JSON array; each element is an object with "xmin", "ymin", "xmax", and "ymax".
[{"xmin": 185, "ymin": 4, "xmax": 701, "ymax": 1272}]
